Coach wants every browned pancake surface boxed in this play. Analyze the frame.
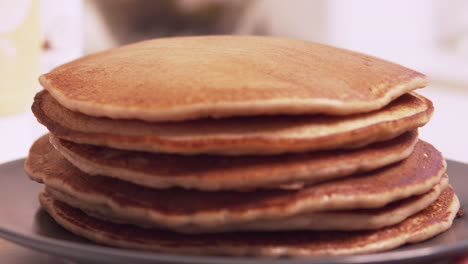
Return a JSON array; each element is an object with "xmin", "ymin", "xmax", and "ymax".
[
  {"xmin": 44, "ymin": 175, "xmax": 448, "ymax": 232},
  {"xmin": 39, "ymin": 187, "xmax": 459, "ymax": 256},
  {"xmin": 50, "ymin": 131, "xmax": 418, "ymax": 190},
  {"xmin": 26, "ymin": 136, "xmax": 446, "ymax": 227},
  {"xmin": 40, "ymin": 36, "xmax": 427, "ymax": 122},
  {"xmin": 33, "ymin": 91, "xmax": 433, "ymax": 155}
]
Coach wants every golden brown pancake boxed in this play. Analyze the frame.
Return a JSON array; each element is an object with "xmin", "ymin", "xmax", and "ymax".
[
  {"xmin": 25, "ymin": 136, "xmax": 446, "ymax": 230},
  {"xmin": 49, "ymin": 131, "xmax": 418, "ymax": 191},
  {"xmin": 39, "ymin": 36, "xmax": 427, "ymax": 122},
  {"xmin": 44, "ymin": 175, "xmax": 448, "ymax": 233},
  {"xmin": 39, "ymin": 187, "xmax": 460, "ymax": 257},
  {"xmin": 33, "ymin": 91, "xmax": 433, "ymax": 155}
]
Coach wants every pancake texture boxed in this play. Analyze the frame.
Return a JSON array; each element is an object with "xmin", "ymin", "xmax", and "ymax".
[
  {"xmin": 33, "ymin": 91, "xmax": 433, "ymax": 155},
  {"xmin": 39, "ymin": 188, "xmax": 460, "ymax": 257},
  {"xmin": 39, "ymin": 36, "xmax": 427, "ymax": 122},
  {"xmin": 25, "ymin": 136, "xmax": 446, "ymax": 230},
  {"xmin": 45, "ymin": 175, "xmax": 448, "ymax": 232},
  {"xmin": 50, "ymin": 131, "xmax": 418, "ymax": 191}
]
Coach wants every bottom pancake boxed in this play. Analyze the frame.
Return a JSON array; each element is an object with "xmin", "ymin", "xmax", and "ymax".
[{"xmin": 39, "ymin": 187, "xmax": 459, "ymax": 257}]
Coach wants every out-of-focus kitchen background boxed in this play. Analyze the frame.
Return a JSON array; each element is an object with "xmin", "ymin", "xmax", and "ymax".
[{"xmin": 1, "ymin": 0, "xmax": 467, "ymax": 163}]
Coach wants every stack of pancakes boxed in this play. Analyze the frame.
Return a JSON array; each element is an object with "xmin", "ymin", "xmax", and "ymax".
[{"xmin": 25, "ymin": 36, "xmax": 460, "ymax": 257}]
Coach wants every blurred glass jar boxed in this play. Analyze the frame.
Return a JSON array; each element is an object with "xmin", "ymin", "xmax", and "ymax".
[{"xmin": 0, "ymin": 0, "xmax": 40, "ymax": 116}]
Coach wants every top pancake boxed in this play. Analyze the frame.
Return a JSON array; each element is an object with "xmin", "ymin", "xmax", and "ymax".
[{"xmin": 39, "ymin": 36, "xmax": 427, "ymax": 122}]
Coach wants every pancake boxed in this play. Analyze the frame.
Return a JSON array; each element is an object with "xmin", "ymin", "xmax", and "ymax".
[
  {"xmin": 39, "ymin": 36, "xmax": 427, "ymax": 122},
  {"xmin": 50, "ymin": 131, "xmax": 418, "ymax": 191},
  {"xmin": 33, "ymin": 91, "xmax": 433, "ymax": 155},
  {"xmin": 25, "ymin": 136, "xmax": 446, "ymax": 230},
  {"xmin": 45, "ymin": 175, "xmax": 448, "ymax": 233},
  {"xmin": 39, "ymin": 187, "xmax": 460, "ymax": 257}
]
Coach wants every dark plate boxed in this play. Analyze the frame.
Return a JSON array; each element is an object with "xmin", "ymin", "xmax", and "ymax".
[{"xmin": 0, "ymin": 159, "xmax": 466, "ymax": 264}]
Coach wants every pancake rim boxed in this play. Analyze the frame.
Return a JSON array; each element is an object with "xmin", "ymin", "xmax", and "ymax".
[
  {"xmin": 38, "ymin": 187, "xmax": 460, "ymax": 257},
  {"xmin": 49, "ymin": 131, "xmax": 419, "ymax": 191},
  {"xmin": 25, "ymin": 136, "xmax": 447, "ymax": 228},
  {"xmin": 33, "ymin": 91, "xmax": 434, "ymax": 155},
  {"xmin": 43, "ymin": 175, "xmax": 448, "ymax": 233},
  {"xmin": 41, "ymin": 76, "xmax": 427, "ymax": 122}
]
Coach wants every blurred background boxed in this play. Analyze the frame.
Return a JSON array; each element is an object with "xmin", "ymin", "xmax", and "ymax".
[{"xmin": 1, "ymin": 0, "xmax": 467, "ymax": 163}]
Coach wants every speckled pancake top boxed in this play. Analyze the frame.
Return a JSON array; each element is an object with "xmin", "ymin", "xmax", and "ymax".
[{"xmin": 39, "ymin": 36, "xmax": 427, "ymax": 122}]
